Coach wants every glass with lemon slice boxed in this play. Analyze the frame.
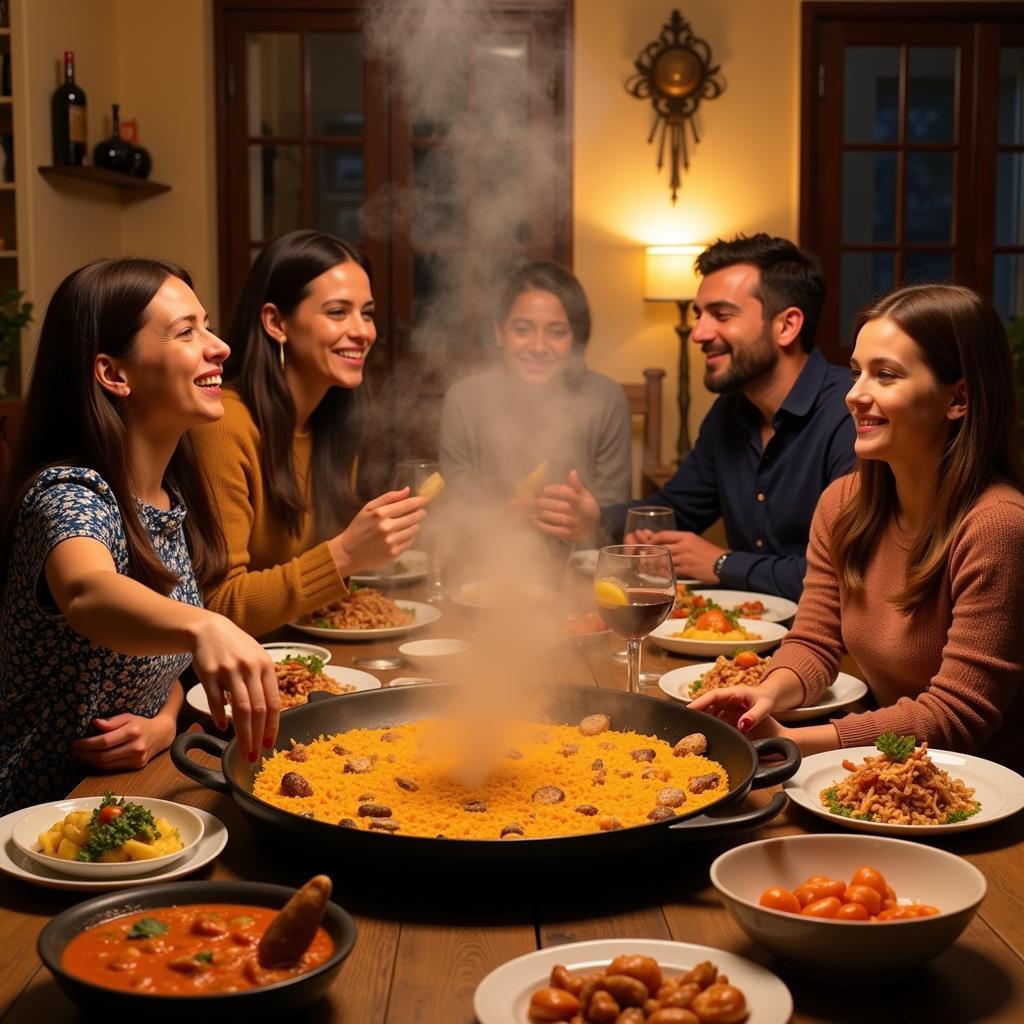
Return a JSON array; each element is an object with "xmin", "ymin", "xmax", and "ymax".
[
  {"xmin": 594, "ymin": 544, "xmax": 675, "ymax": 695},
  {"xmin": 393, "ymin": 459, "xmax": 446, "ymax": 603}
]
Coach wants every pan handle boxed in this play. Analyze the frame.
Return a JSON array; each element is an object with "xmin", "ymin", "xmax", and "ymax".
[
  {"xmin": 749, "ymin": 736, "xmax": 801, "ymax": 788},
  {"xmin": 171, "ymin": 732, "xmax": 231, "ymax": 794},
  {"xmin": 668, "ymin": 791, "xmax": 788, "ymax": 835}
]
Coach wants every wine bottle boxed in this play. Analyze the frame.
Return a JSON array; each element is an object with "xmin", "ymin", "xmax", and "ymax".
[
  {"xmin": 51, "ymin": 51, "xmax": 87, "ymax": 166},
  {"xmin": 93, "ymin": 104, "xmax": 133, "ymax": 174}
]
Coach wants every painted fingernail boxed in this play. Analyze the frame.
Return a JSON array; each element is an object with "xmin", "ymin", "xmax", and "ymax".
[
  {"xmin": 247, "ymin": 750, "xmax": 258, "ymax": 763},
  {"xmin": 263, "ymin": 736, "xmax": 275, "ymax": 749}
]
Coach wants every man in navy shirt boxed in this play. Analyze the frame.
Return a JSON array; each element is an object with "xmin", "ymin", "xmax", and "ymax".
[{"xmin": 535, "ymin": 234, "xmax": 855, "ymax": 601}]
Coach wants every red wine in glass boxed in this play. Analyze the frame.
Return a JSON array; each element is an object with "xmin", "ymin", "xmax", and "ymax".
[{"xmin": 597, "ymin": 588, "xmax": 673, "ymax": 639}]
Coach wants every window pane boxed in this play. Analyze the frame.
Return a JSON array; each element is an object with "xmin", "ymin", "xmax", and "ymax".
[
  {"xmin": 903, "ymin": 251, "xmax": 951, "ymax": 284},
  {"xmin": 999, "ymin": 47, "xmax": 1024, "ymax": 145},
  {"xmin": 907, "ymin": 48, "xmax": 957, "ymax": 143},
  {"xmin": 996, "ymin": 153, "xmax": 1024, "ymax": 246},
  {"xmin": 842, "ymin": 152, "xmax": 897, "ymax": 243},
  {"xmin": 312, "ymin": 146, "xmax": 364, "ymax": 242},
  {"xmin": 993, "ymin": 253, "xmax": 1024, "ymax": 320},
  {"xmin": 844, "ymin": 47, "xmax": 900, "ymax": 142},
  {"xmin": 412, "ymin": 145, "xmax": 466, "ymax": 245},
  {"xmin": 840, "ymin": 252, "xmax": 894, "ymax": 344},
  {"xmin": 905, "ymin": 152, "xmax": 954, "ymax": 242},
  {"xmin": 308, "ymin": 33, "xmax": 364, "ymax": 136},
  {"xmin": 246, "ymin": 33, "xmax": 301, "ymax": 137},
  {"xmin": 248, "ymin": 144, "xmax": 302, "ymax": 240}
]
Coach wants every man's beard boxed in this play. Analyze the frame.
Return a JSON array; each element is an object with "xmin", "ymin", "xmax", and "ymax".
[{"xmin": 703, "ymin": 325, "xmax": 779, "ymax": 394}]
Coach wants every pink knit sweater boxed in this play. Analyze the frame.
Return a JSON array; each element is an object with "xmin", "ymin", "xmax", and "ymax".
[{"xmin": 769, "ymin": 475, "xmax": 1024, "ymax": 768}]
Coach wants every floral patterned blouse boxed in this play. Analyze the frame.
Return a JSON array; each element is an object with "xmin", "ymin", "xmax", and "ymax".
[{"xmin": 0, "ymin": 467, "xmax": 200, "ymax": 814}]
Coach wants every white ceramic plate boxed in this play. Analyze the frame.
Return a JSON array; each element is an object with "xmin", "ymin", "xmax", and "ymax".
[
  {"xmin": 289, "ymin": 600, "xmax": 440, "ymax": 640},
  {"xmin": 351, "ymin": 549, "xmax": 428, "ymax": 586},
  {"xmin": 186, "ymin": 665, "xmax": 381, "ymax": 719},
  {"xmin": 570, "ymin": 548, "xmax": 700, "ymax": 585},
  {"xmin": 688, "ymin": 589, "xmax": 798, "ymax": 624},
  {"xmin": 451, "ymin": 582, "xmax": 557, "ymax": 610},
  {"xmin": 262, "ymin": 641, "xmax": 332, "ymax": 664},
  {"xmin": 12, "ymin": 797, "xmax": 204, "ymax": 880},
  {"xmin": 474, "ymin": 938, "xmax": 792, "ymax": 1024},
  {"xmin": 649, "ymin": 617, "xmax": 788, "ymax": 658},
  {"xmin": 784, "ymin": 746, "xmax": 1024, "ymax": 835},
  {"xmin": 0, "ymin": 805, "xmax": 227, "ymax": 891},
  {"xmin": 659, "ymin": 664, "xmax": 868, "ymax": 722}
]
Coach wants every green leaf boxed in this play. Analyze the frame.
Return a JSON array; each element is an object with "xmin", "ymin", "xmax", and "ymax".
[
  {"xmin": 824, "ymin": 787, "xmax": 854, "ymax": 818},
  {"xmin": 314, "ymin": 617, "xmax": 330, "ymax": 628},
  {"xmin": 128, "ymin": 917, "xmax": 169, "ymax": 940},
  {"xmin": 945, "ymin": 805, "xmax": 981, "ymax": 824},
  {"xmin": 79, "ymin": 794, "xmax": 159, "ymax": 862},
  {"xmin": 280, "ymin": 653, "xmax": 324, "ymax": 674},
  {"xmin": 874, "ymin": 732, "xmax": 916, "ymax": 763},
  {"xmin": 194, "ymin": 950, "xmax": 214, "ymax": 964}
]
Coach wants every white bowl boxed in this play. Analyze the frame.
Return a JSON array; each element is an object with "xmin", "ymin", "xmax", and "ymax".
[
  {"xmin": 262, "ymin": 641, "xmax": 332, "ymax": 665},
  {"xmin": 649, "ymin": 617, "xmax": 788, "ymax": 657},
  {"xmin": 710, "ymin": 834, "xmax": 986, "ymax": 977},
  {"xmin": 398, "ymin": 638, "xmax": 469, "ymax": 670},
  {"xmin": 12, "ymin": 797, "xmax": 205, "ymax": 880}
]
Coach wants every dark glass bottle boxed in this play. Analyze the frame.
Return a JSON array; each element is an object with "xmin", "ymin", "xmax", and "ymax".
[
  {"xmin": 51, "ymin": 50, "xmax": 87, "ymax": 166},
  {"xmin": 93, "ymin": 104, "xmax": 134, "ymax": 174},
  {"xmin": 121, "ymin": 118, "xmax": 152, "ymax": 179}
]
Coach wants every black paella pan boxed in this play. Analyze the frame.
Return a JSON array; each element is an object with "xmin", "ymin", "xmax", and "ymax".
[{"xmin": 172, "ymin": 684, "xmax": 800, "ymax": 871}]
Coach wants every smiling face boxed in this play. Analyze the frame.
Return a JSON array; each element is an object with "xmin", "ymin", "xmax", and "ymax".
[
  {"xmin": 496, "ymin": 289, "xmax": 575, "ymax": 386},
  {"xmin": 109, "ymin": 275, "xmax": 229, "ymax": 434},
  {"xmin": 847, "ymin": 316, "xmax": 966, "ymax": 467},
  {"xmin": 278, "ymin": 260, "xmax": 376, "ymax": 391},
  {"xmin": 690, "ymin": 264, "xmax": 779, "ymax": 394}
]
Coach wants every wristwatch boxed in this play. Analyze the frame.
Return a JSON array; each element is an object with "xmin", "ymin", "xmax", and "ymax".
[{"xmin": 712, "ymin": 550, "xmax": 731, "ymax": 581}]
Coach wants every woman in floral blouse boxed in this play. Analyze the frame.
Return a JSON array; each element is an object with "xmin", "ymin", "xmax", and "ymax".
[{"xmin": 0, "ymin": 259, "xmax": 280, "ymax": 813}]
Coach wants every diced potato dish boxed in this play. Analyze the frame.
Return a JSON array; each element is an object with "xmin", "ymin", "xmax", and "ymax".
[{"xmin": 37, "ymin": 811, "xmax": 182, "ymax": 862}]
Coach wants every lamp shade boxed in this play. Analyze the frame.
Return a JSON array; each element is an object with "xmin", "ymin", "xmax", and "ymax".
[{"xmin": 644, "ymin": 244, "xmax": 704, "ymax": 301}]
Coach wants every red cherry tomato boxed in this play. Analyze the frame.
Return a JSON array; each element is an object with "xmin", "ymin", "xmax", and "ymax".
[
  {"xmin": 849, "ymin": 866, "xmax": 888, "ymax": 897},
  {"xmin": 801, "ymin": 897, "xmax": 842, "ymax": 919},
  {"xmin": 758, "ymin": 887, "xmax": 801, "ymax": 914},
  {"xmin": 695, "ymin": 610, "xmax": 732, "ymax": 633},
  {"xmin": 733, "ymin": 650, "xmax": 760, "ymax": 670},
  {"xmin": 97, "ymin": 805, "xmax": 123, "ymax": 826}
]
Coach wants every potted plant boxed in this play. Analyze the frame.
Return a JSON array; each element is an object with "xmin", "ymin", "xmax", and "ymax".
[{"xmin": 0, "ymin": 289, "xmax": 32, "ymax": 398}]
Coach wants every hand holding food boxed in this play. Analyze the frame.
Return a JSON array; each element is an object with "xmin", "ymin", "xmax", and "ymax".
[
  {"xmin": 532, "ymin": 470, "xmax": 601, "ymax": 541},
  {"xmin": 330, "ymin": 488, "xmax": 428, "ymax": 577},
  {"xmin": 416, "ymin": 471, "xmax": 446, "ymax": 502},
  {"xmin": 515, "ymin": 461, "xmax": 549, "ymax": 499}
]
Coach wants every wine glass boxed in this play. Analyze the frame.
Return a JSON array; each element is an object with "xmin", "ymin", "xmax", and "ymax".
[
  {"xmin": 594, "ymin": 545, "xmax": 675, "ymax": 695},
  {"xmin": 391, "ymin": 459, "xmax": 445, "ymax": 603},
  {"xmin": 624, "ymin": 505, "xmax": 675, "ymax": 543}
]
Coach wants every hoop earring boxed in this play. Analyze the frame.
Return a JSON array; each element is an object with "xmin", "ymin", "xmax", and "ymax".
[{"xmin": 277, "ymin": 341, "xmax": 285, "ymax": 371}]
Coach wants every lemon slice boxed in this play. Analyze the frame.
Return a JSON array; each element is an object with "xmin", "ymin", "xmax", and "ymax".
[
  {"xmin": 515, "ymin": 461, "xmax": 549, "ymax": 499},
  {"xmin": 417, "ymin": 471, "xmax": 445, "ymax": 501},
  {"xmin": 594, "ymin": 579, "xmax": 629, "ymax": 607}
]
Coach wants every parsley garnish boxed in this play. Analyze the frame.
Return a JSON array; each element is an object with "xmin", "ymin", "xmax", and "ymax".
[
  {"xmin": 79, "ymin": 793, "xmax": 160, "ymax": 862},
  {"xmin": 194, "ymin": 951, "xmax": 214, "ymax": 964},
  {"xmin": 127, "ymin": 917, "xmax": 169, "ymax": 940},
  {"xmin": 874, "ymin": 732, "xmax": 917, "ymax": 762},
  {"xmin": 314, "ymin": 617, "xmax": 331, "ymax": 628},
  {"xmin": 280, "ymin": 654, "xmax": 324, "ymax": 674},
  {"xmin": 824, "ymin": 787, "xmax": 855, "ymax": 818},
  {"xmin": 945, "ymin": 806, "xmax": 981, "ymax": 824},
  {"xmin": 689, "ymin": 677, "xmax": 704, "ymax": 695}
]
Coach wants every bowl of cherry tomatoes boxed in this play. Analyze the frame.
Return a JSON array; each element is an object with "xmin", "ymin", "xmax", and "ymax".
[{"xmin": 710, "ymin": 834, "xmax": 986, "ymax": 977}]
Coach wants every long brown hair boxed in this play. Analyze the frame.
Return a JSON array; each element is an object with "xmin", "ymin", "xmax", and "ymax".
[
  {"xmin": 0, "ymin": 259, "xmax": 228, "ymax": 595},
  {"xmin": 223, "ymin": 230, "xmax": 372, "ymax": 538},
  {"xmin": 830, "ymin": 283, "xmax": 1024, "ymax": 613}
]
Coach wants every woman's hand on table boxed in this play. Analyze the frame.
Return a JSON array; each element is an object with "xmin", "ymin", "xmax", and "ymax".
[
  {"xmin": 189, "ymin": 615, "xmax": 280, "ymax": 761},
  {"xmin": 73, "ymin": 710, "xmax": 178, "ymax": 770},
  {"xmin": 329, "ymin": 488, "xmax": 428, "ymax": 576},
  {"xmin": 533, "ymin": 470, "xmax": 600, "ymax": 541},
  {"xmin": 690, "ymin": 684, "xmax": 781, "ymax": 735}
]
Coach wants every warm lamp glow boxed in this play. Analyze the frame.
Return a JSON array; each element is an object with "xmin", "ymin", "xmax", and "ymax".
[{"xmin": 644, "ymin": 244, "xmax": 704, "ymax": 301}]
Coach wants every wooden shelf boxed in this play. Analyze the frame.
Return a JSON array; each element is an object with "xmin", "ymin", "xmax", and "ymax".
[
  {"xmin": 37, "ymin": 164, "xmax": 171, "ymax": 198},
  {"xmin": 0, "ymin": 250, "xmax": 16, "ymax": 258}
]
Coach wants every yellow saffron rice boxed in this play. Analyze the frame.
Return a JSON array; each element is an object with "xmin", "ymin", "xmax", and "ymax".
[{"xmin": 252, "ymin": 720, "xmax": 730, "ymax": 839}]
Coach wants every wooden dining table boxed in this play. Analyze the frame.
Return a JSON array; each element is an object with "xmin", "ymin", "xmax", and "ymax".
[{"xmin": 1, "ymin": 579, "xmax": 1022, "ymax": 1023}]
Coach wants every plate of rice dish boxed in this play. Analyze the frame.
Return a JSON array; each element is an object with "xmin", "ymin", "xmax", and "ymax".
[
  {"xmin": 650, "ymin": 613, "xmax": 787, "ymax": 658},
  {"xmin": 670, "ymin": 587, "xmax": 797, "ymax": 624},
  {"xmin": 290, "ymin": 588, "xmax": 440, "ymax": 639},
  {"xmin": 658, "ymin": 660, "xmax": 868, "ymax": 723},
  {"xmin": 783, "ymin": 733, "xmax": 1024, "ymax": 834},
  {"xmin": 187, "ymin": 657, "xmax": 380, "ymax": 718},
  {"xmin": 252, "ymin": 717, "xmax": 730, "ymax": 838},
  {"xmin": 351, "ymin": 550, "xmax": 428, "ymax": 586}
]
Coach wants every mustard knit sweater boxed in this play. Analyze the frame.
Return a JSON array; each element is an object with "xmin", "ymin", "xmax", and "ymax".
[
  {"xmin": 770, "ymin": 475, "xmax": 1024, "ymax": 769},
  {"xmin": 191, "ymin": 390, "xmax": 346, "ymax": 637}
]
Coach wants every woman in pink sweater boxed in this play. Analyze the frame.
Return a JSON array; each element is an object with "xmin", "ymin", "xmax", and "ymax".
[{"xmin": 691, "ymin": 284, "xmax": 1024, "ymax": 768}]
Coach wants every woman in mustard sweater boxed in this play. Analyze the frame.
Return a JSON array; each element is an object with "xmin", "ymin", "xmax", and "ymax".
[
  {"xmin": 691, "ymin": 284, "xmax": 1024, "ymax": 768},
  {"xmin": 192, "ymin": 231, "xmax": 426, "ymax": 636}
]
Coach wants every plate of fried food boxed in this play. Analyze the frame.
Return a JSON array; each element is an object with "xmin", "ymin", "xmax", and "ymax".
[
  {"xmin": 290, "ymin": 587, "xmax": 440, "ymax": 639},
  {"xmin": 649, "ymin": 608, "xmax": 787, "ymax": 658},
  {"xmin": 670, "ymin": 585, "xmax": 797, "ymax": 624},
  {"xmin": 474, "ymin": 937, "xmax": 792, "ymax": 1024},
  {"xmin": 784, "ymin": 733, "xmax": 1024, "ymax": 835},
  {"xmin": 187, "ymin": 654, "xmax": 380, "ymax": 718},
  {"xmin": 659, "ymin": 655, "xmax": 867, "ymax": 723},
  {"xmin": 350, "ymin": 549, "xmax": 428, "ymax": 587}
]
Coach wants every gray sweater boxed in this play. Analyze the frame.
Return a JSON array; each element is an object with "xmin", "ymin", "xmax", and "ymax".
[{"xmin": 438, "ymin": 365, "xmax": 632, "ymax": 506}]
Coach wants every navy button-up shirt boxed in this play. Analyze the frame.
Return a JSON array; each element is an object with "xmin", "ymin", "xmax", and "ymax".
[{"xmin": 603, "ymin": 348, "xmax": 856, "ymax": 600}]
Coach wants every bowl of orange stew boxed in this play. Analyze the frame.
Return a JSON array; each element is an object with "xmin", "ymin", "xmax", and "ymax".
[
  {"xmin": 37, "ymin": 880, "xmax": 356, "ymax": 1017},
  {"xmin": 710, "ymin": 834, "xmax": 985, "ymax": 978}
]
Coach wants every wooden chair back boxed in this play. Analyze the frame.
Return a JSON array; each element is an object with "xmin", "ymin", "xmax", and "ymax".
[{"xmin": 620, "ymin": 368, "xmax": 676, "ymax": 494}]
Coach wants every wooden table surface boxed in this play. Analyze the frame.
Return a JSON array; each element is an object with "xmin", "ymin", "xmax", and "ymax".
[{"xmin": 1, "ymin": 580, "xmax": 1023, "ymax": 1023}]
